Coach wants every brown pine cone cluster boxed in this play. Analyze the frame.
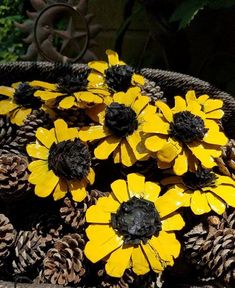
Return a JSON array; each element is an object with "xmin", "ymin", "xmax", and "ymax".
[
  {"xmin": 141, "ymin": 79, "xmax": 164, "ymax": 103},
  {"xmin": 39, "ymin": 234, "xmax": 85, "ymax": 286},
  {"xmin": 0, "ymin": 153, "xmax": 32, "ymax": 201},
  {"xmin": 184, "ymin": 211, "xmax": 235, "ymax": 286},
  {"xmin": 0, "ymin": 214, "xmax": 16, "ymax": 267},
  {"xmin": 0, "ymin": 116, "xmax": 16, "ymax": 147}
]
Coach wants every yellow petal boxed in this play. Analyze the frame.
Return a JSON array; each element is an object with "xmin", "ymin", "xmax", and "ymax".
[
  {"xmin": 132, "ymin": 246, "xmax": 150, "ymax": 275},
  {"xmin": 113, "ymin": 146, "xmax": 121, "ymax": 163},
  {"xmin": 204, "ymin": 99, "xmax": 223, "ymax": 113},
  {"xmin": 161, "ymin": 213, "xmax": 185, "ymax": 231},
  {"xmin": 157, "ymin": 139, "xmax": 182, "ymax": 163},
  {"xmin": 94, "ymin": 136, "xmax": 120, "ymax": 160},
  {"xmin": 145, "ymin": 135, "xmax": 167, "ymax": 152},
  {"xmin": 54, "ymin": 119, "xmax": 79, "ymax": 142},
  {"xmin": 141, "ymin": 243, "xmax": 164, "ymax": 273},
  {"xmin": 106, "ymin": 49, "xmax": 120, "ymax": 66},
  {"xmin": 206, "ymin": 109, "xmax": 224, "ymax": 119},
  {"xmin": 143, "ymin": 114, "xmax": 170, "ymax": 134},
  {"xmin": 86, "ymin": 204, "xmax": 111, "ymax": 223},
  {"xmin": 186, "ymin": 101, "xmax": 204, "ymax": 118},
  {"xmin": 156, "ymin": 101, "xmax": 173, "ymax": 122},
  {"xmin": 0, "ymin": 86, "xmax": 15, "ymax": 97},
  {"xmin": 26, "ymin": 143, "xmax": 49, "ymax": 160},
  {"xmin": 111, "ymin": 179, "xmax": 129, "ymax": 203},
  {"xmin": 120, "ymin": 140, "xmax": 137, "ymax": 167},
  {"xmin": 28, "ymin": 159, "xmax": 47, "ymax": 172},
  {"xmin": 216, "ymin": 175, "xmax": 235, "ymax": 186},
  {"xmin": 59, "ymin": 96, "xmax": 75, "ymax": 109},
  {"xmin": 185, "ymin": 90, "xmax": 197, "ymax": 104},
  {"xmin": 10, "ymin": 108, "xmax": 32, "ymax": 125},
  {"xmin": 0, "ymin": 100, "xmax": 18, "ymax": 114},
  {"xmin": 187, "ymin": 142, "xmax": 216, "ymax": 168},
  {"xmin": 36, "ymin": 127, "xmax": 56, "ymax": 148},
  {"xmin": 78, "ymin": 125, "xmax": 110, "ymax": 142},
  {"xmin": 29, "ymin": 80, "xmax": 57, "ymax": 90},
  {"xmin": 173, "ymin": 149, "xmax": 188, "ymax": 176},
  {"xmin": 191, "ymin": 190, "xmax": 211, "ymax": 215},
  {"xmin": 144, "ymin": 181, "xmax": 161, "ymax": 202},
  {"xmin": 198, "ymin": 94, "xmax": 209, "ymax": 105},
  {"xmin": 132, "ymin": 74, "xmax": 145, "ymax": 85},
  {"xmin": 53, "ymin": 180, "xmax": 68, "ymax": 201},
  {"xmin": 85, "ymin": 226, "xmax": 123, "ymax": 262},
  {"xmin": 34, "ymin": 170, "xmax": 59, "ymax": 197},
  {"xmin": 127, "ymin": 173, "xmax": 145, "ymax": 198},
  {"xmin": 212, "ymin": 185, "xmax": 235, "ymax": 207},
  {"xmin": 34, "ymin": 90, "xmax": 64, "ymax": 100},
  {"xmin": 203, "ymin": 130, "xmax": 228, "ymax": 146},
  {"xmin": 105, "ymin": 246, "xmax": 133, "ymax": 278},
  {"xmin": 88, "ymin": 61, "xmax": 108, "ymax": 74},
  {"xmin": 69, "ymin": 180, "xmax": 87, "ymax": 202},
  {"xmin": 75, "ymin": 91, "xmax": 103, "ymax": 104},
  {"xmin": 28, "ymin": 161, "xmax": 49, "ymax": 184},
  {"xmin": 113, "ymin": 90, "xmax": 136, "ymax": 106},
  {"xmin": 86, "ymin": 167, "xmax": 95, "ymax": 185},
  {"xmin": 131, "ymin": 96, "xmax": 149, "ymax": 116},
  {"xmin": 173, "ymin": 96, "xmax": 186, "ymax": 113},
  {"xmin": 88, "ymin": 71, "xmax": 104, "ymax": 85},
  {"xmin": 206, "ymin": 192, "xmax": 226, "ymax": 215},
  {"xmin": 127, "ymin": 132, "xmax": 148, "ymax": 161}
]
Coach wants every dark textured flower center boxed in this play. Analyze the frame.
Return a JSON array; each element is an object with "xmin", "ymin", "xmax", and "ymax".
[
  {"xmin": 48, "ymin": 139, "xmax": 91, "ymax": 180},
  {"xmin": 105, "ymin": 102, "xmax": 138, "ymax": 137},
  {"xmin": 170, "ymin": 111, "xmax": 207, "ymax": 143},
  {"xmin": 183, "ymin": 169, "xmax": 217, "ymax": 190},
  {"xmin": 13, "ymin": 83, "xmax": 42, "ymax": 108},
  {"xmin": 57, "ymin": 70, "xmax": 89, "ymax": 94},
  {"xmin": 105, "ymin": 65, "xmax": 134, "ymax": 92},
  {"xmin": 111, "ymin": 196, "xmax": 161, "ymax": 245}
]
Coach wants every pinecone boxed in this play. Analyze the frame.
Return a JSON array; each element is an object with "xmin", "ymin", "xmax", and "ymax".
[
  {"xmin": 141, "ymin": 79, "xmax": 164, "ymax": 102},
  {"xmin": 184, "ymin": 213, "xmax": 235, "ymax": 286},
  {"xmin": 0, "ymin": 214, "xmax": 16, "ymax": 267},
  {"xmin": 54, "ymin": 108, "xmax": 91, "ymax": 127},
  {"xmin": 60, "ymin": 190, "xmax": 106, "ymax": 231},
  {"xmin": 7, "ymin": 109, "xmax": 52, "ymax": 153},
  {"xmin": 12, "ymin": 230, "xmax": 46, "ymax": 274},
  {"xmin": 215, "ymin": 139, "xmax": 235, "ymax": 180},
  {"xmin": 0, "ymin": 115, "xmax": 16, "ymax": 147},
  {"xmin": 0, "ymin": 153, "xmax": 32, "ymax": 202},
  {"xmin": 39, "ymin": 234, "xmax": 85, "ymax": 285}
]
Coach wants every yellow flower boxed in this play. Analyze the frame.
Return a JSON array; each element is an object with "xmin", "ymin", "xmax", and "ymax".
[
  {"xmin": 30, "ymin": 70, "xmax": 108, "ymax": 110},
  {"xmin": 78, "ymin": 87, "xmax": 156, "ymax": 167},
  {"xmin": 143, "ymin": 90, "xmax": 228, "ymax": 175},
  {"xmin": 26, "ymin": 119, "xmax": 95, "ymax": 201},
  {"xmin": 0, "ymin": 82, "xmax": 43, "ymax": 125},
  {"xmin": 88, "ymin": 49, "xmax": 145, "ymax": 92},
  {"xmin": 85, "ymin": 173, "xmax": 184, "ymax": 277},
  {"xmin": 161, "ymin": 168, "xmax": 235, "ymax": 215}
]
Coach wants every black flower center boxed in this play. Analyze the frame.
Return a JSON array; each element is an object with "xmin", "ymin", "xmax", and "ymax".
[
  {"xmin": 105, "ymin": 65, "xmax": 134, "ymax": 92},
  {"xmin": 111, "ymin": 196, "xmax": 161, "ymax": 245},
  {"xmin": 57, "ymin": 70, "xmax": 89, "ymax": 94},
  {"xmin": 105, "ymin": 102, "xmax": 138, "ymax": 138},
  {"xmin": 183, "ymin": 169, "xmax": 217, "ymax": 190},
  {"xmin": 48, "ymin": 139, "xmax": 91, "ymax": 181},
  {"xmin": 170, "ymin": 111, "xmax": 208, "ymax": 143},
  {"xmin": 13, "ymin": 83, "xmax": 42, "ymax": 108}
]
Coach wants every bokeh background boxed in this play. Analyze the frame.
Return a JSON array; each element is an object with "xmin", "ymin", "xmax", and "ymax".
[{"xmin": 1, "ymin": 0, "xmax": 235, "ymax": 94}]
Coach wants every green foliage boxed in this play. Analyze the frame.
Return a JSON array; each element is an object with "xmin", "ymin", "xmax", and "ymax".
[
  {"xmin": 170, "ymin": 0, "xmax": 235, "ymax": 29},
  {"xmin": 0, "ymin": 0, "xmax": 26, "ymax": 62}
]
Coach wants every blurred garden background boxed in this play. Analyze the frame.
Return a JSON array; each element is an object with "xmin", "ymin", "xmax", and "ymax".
[{"xmin": 1, "ymin": 0, "xmax": 235, "ymax": 94}]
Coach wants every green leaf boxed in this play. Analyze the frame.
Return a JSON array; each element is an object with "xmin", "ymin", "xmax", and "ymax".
[{"xmin": 170, "ymin": 0, "xmax": 209, "ymax": 29}]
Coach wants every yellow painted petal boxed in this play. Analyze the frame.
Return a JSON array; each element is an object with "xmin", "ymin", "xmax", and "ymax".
[
  {"xmin": 212, "ymin": 185, "xmax": 235, "ymax": 207},
  {"xmin": 173, "ymin": 96, "xmax": 186, "ymax": 113},
  {"xmin": 145, "ymin": 135, "xmax": 167, "ymax": 152},
  {"xmin": 132, "ymin": 74, "xmax": 145, "ymax": 85},
  {"xmin": 206, "ymin": 109, "xmax": 224, "ymax": 119},
  {"xmin": 186, "ymin": 101, "xmax": 204, "ymax": 118},
  {"xmin": 191, "ymin": 190, "xmax": 211, "ymax": 215},
  {"xmin": 143, "ymin": 114, "xmax": 170, "ymax": 134},
  {"xmin": 204, "ymin": 99, "xmax": 223, "ymax": 113},
  {"xmin": 106, "ymin": 49, "xmax": 120, "ymax": 66},
  {"xmin": 78, "ymin": 125, "xmax": 110, "ymax": 142},
  {"xmin": 120, "ymin": 140, "xmax": 137, "ymax": 167},
  {"xmin": 0, "ymin": 86, "xmax": 15, "ymax": 97},
  {"xmin": 127, "ymin": 132, "xmax": 148, "ymax": 161},
  {"xmin": 88, "ymin": 71, "xmax": 104, "ymax": 85},
  {"xmin": 156, "ymin": 101, "xmax": 173, "ymax": 122},
  {"xmin": 113, "ymin": 146, "xmax": 121, "ymax": 163},
  {"xmin": 127, "ymin": 173, "xmax": 145, "ymax": 198},
  {"xmin": 10, "ymin": 108, "xmax": 32, "ymax": 125},
  {"xmin": 86, "ymin": 167, "xmax": 95, "ymax": 185},
  {"xmin": 34, "ymin": 170, "xmax": 59, "ymax": 197},
  {"xmin": 85, "ymin": 226, "xmax": 123, "ymax": 262},
  {"xmin": 105, "ymin": 246, "xmax": 133, "ymax": 278},
  {"xmin": 95, "ymin": 136, "xmax": 120, "ymax": 160},
  {"xmin": 29, "ymin": 80, "xmax": 57, "ymax": 90},
  {"xmin": 185, "ymin": 90, "xmax": 197, "ymax": 104},
  {"xmin": 69, "ymin": 180, "xmax": 87, "ymax": 202},
  {"xmin": 131, "ymin": 96, "xmax": 149, "ymax": 116},
  {"xmin": 111, "ymin": 179, "xmax": 129, "ymax": 203},
  {"xmin": 54, "ymin": 119, "xmax": 79, "ymax": 142},
  {"xmin": 26, "ymin": 143, "xmax": 49, "ymax": 160},
  {"xmin": 36, "ymin": 127, "xmax": 56, "ymax": 148},
  {"xmin": 28, "ymin": 159, "xmax": 47, "ymax": 172},
  {"xmin": 0, "ymin": 100, "xmax": 18, "ymax": 114},
  {"xmin": 206, "ymin": 192, "xmax": 226, "ymax": 215},
  {"xmin": 59, "ymin": 96, "xmax": 75, "ymax": 109},
  {"xmin": 53, "ymin": 180, "xmax": 68, "ymax": 201},
  {"xmin": 34, "ymin": 90, "xmax": 64, "ymax": 100},
  {"xmin": 203, "ymin": 130, "xmax": 228, "ymax": 146},
  {"xmin": 86, "ymin": 204, "xmax": 111, "ymax": 223},
  {"xmin": 198, "ymin": 94, "xmax": 209, "ymax": 105},
  {"xmin": 141, "ymin": 243, "xmax": 164, "ymax": 273},
  {"xmin": 144, "ymin": 181, "xmax": 161, "ymax": 202},
  {"xmin": 161, "ymin": 213, "xmax": 185, "ymax": 231},
  {"xmin": 132, "ymin": 246, "xmax": 150, "ymax": 275},
  {"xmin": 187, "ymin": 142, "xmax": 216, "ymax": 168},
  {"xmin": 75, "ymin": 91, "xmax": 103, "ymax": 104},
  {"xmin": 138, "ymin": 104, "xmax": 156, "ymax": 119},
  {"xmin": 216, "ymin": 175, "xmax": 235, "ymax": 186},
  {"xmin": 113, "ymin": 90, "xmax": 136, "ymax": 107},
  {"xmin": 89, "ymin": 61, "xmax": 108, "ymax": 74},
  {"xmin": 94, "ymin": 195, "xmax": 120, "ymax": 213},
  {"xmin": 28, "ymin": 161, "xmax": 49, "ymax": 184},
  {"xmin": 173, "ymin": 150, "xmax": 188, "ymax": 176},
  {"xmin": 157, "ymin": 139, "xmax": 182, "ymax": 163}
]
